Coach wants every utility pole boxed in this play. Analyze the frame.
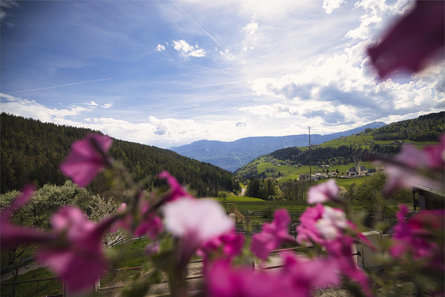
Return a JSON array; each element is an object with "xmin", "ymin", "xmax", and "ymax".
[{"xmin": 309, "ymin": 126, "xmax": 311, "ymax": 181}]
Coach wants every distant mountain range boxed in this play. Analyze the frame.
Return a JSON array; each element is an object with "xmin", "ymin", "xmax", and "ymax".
[{"xmin": 171, "ymin": 122, "xmax": 386, "ymax": 172}]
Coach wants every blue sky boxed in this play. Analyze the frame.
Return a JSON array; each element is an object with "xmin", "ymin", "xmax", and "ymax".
[{"xmin": 1, "ymin": 0, "xmax": 444, "ymax": 148}]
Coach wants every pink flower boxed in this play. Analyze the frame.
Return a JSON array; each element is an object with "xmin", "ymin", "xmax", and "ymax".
[
  {"xmin": 206, "ymin": 254, "xmax": 339, "ymax": 297},
  {"xmin": 390, "ymin": 205, "xmax": 444, "ymax": 271},
  {"xmin": 315, "ymin": 207, "xmax": 348, "ymax": 240},
  {"xmin": 145, "ymin": 242, "xmax": 160, "ymax": 255},
  {"xmin": 112, "ymin": 200, "xmax": 163, "ymax": 240},
  {"xmin": 60, "ymin": 134, "xmax": 112, "ymax": 187},
  {"xmin": 296, "ymin": 204, "xmax": 325, "ymax": 244},
  {"xmin": 281, "ymin": 252, "xmax": 340, "ymax": 293},
  {"xmin": 307, "ymin": 179, "xmax": 339, "ymax": 204},
  {"xmin": 251, "ymin": 209, "xmax": 294, "ymax": 260},
  {"xmin": 367, "ymin": 0, "xmax": 444, "ymax": 79},
  {"xmin": 199, "ymin": 230, "xmax": 244, "ymax": 259},
  {"xmin": 1, "ymin": 185, "xmax": 55, "ymax": 249},
  {"xmin": 206, "ymin": 260, "xmax": 295, "ymax": 297},
  {"xmin": 383, "ymin": 144, "xmax": 444, "ymax": 195},
  {"xmin": 297, "ymin": 204, "xmax": 372, "ymax": 249},
  {"xmin": 324, "ymin": 237, "xmax": 373, "ymax": 297},
  {"xmin": 423, "ymin": 134, "xmax": 445, "ymax": 169},
  {"xmin": 163, "ymin": 199, "xmax": 233, "ymax": 258},
  {"xmin": 37, "ymin": 207, "xmax": 115, "ymax": 293},
  {"xmin": 158, "ymin": 171, "xmax": 192, "ymax": 202},
  {"xmin": 134, "ymin": 215, "xmax": 163, "ymax": 239}
]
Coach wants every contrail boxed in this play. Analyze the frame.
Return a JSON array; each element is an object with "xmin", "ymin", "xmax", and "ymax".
[
  {"xmin": 170, "ymin": 0, "xmax": 224, "ymax": 50},
  {"xmin": 13, "ymin": 77, "xmax": 112, "ymax": 93}
]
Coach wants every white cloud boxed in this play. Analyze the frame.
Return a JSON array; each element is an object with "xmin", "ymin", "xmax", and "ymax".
[
  {"xmin": 172, "ymin": 40, "xmax": 206, "ymax": 58},
  {"xmin": 156, "ymin": 44, "xmax": 166, "ymax": 52},
  {"xmin": 345, "ymin": 0, "xmax": 412, "ymax": 40},
  {"xmin": 102, "ymin": 103, "xmax": 113, "ymax": 109},
  {"xmin": 323, "ymin": 0, "xmax": 346, "ymax": 14},
  {"xmin": 86, "ymin": 101, "xmax": 99, "ymax": 107},
  {"xmin": 0, "ymin": 93, "xmax": 90, "ymax": 123},
  {"xmin": 243, "ymin": 19, "xmax": 258, "ymax": 35}
]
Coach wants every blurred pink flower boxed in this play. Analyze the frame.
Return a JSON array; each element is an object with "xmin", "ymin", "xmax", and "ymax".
[
  {"xmin": 1, "ymin": 185, "xmax": 55, "ymax": 249},
  {"xmin": 296, "ymin": 203, "xmax": 325, "ymax": 244},
  {"xmin": 206, "ymin": 260, "xmax": 295, "ymax": 297},
  {"xmin": 37, "ymin": 207, "xmax": 114, "ymax": 293},
  {"xmin": 297, "ymin": 204, "xmax": 372, "ymax": 252},
  {"xmin": 158, "ymin": 171, "xmax": 192, "ymax": 202},
  {"xmin": 281, "ymin": 252, "xmax": 340, "ymax": 293},
  {"xmin": 423, "ymin": 134, "xmax": 445, "ymax": 169},
  {"xmin": 207, "ymin": 254, "xmax": 341, "ymax": 297},
  {"xmin": 145, "ymin": 242, "xmax": 160, "ymax": 255},
  {"xmin": 251, "ymin": 209, "xmax": 294, "ymax": 260},
  {"xmin": 163, "ymin": 198, "xmax": 233, "ymax": 261},
  {"xmin": 367, "ymin": 0, "xmax": 444, "ymax": 79},
  {"xmin": 325, "ymin": 237, "xmax": 373, "ymax": 297},
  {"xmin": 383, "ymin": 143, "xmax": 444, "ymax": 195},
  {"xmin": 199, "ymin": 230, "xmax": 244, "ymax": 259},
  {"xmin": 113, "ymin": 200, "xmax": 163, "ymax": 239},
  {"xmin": 315, "ymin": 207, "xmax": 348, "ymax": 240},
  {"xmin": 307, "ymin": 179, "xmax": 339, "ymax": 204},
  {"xmin": 134, "ymin": 214, "xmax": 163, "ymax": 239},
  {"xmin": 60, "ymin": 134, "xmax": 112, "ymax": 187},
  {"xmin": 390, "ymin": 205, "xmax": 444, "ymax": 271}
]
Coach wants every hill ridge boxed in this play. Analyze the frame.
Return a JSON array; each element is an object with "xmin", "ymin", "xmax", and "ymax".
[
  {"xmin": 0, "ymin": 113, "xmax": 239, "ymax": 197},
  {"xmin": 171, "ymin": 122, "xmax": 386, "ymax": 172}
]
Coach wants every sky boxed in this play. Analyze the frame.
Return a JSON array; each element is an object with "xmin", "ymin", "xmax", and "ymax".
[{"xmin": 1, "ymin": 0, "xmax": 444, "ymax": 148}]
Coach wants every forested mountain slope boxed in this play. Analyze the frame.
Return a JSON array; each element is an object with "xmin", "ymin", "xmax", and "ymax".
[{"xmin": 0, "ymin": 113, "xmax": 239, "ymax": 196}]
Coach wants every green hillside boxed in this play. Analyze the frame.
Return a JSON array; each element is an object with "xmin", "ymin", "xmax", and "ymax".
[
  {"xmin": 0, "ymin": 113, "xmax": 240, "ymax": 197},
  {"xmin": 236, "ymin": 111, "xmax": 444, "ymax": 181}
]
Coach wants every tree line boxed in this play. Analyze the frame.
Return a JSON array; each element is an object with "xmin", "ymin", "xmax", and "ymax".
[
  {"xmin": 0, "ymin": 113, "xmax": 240, "ymax": 197},
  {"xmin": 371, "ymin": 111, "xmax": 444, "ymax": 141}
]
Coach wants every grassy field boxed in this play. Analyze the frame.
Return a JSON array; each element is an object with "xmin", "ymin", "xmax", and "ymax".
[
  {"xmin": 1, "ymin": 267, "xmax": 61, "ymax": 297},
  {"xmin": 319, "ymin": 134, "xmax": 374, "ymax": 148},
  {"xmin": 253, "ymin": 160, "xmax": 377, "ymax": 183},
  {"xmin": 219, "ymin": 200, "xmax": 308, "ymax": 213},
  {"xmin": 212, "ymin": 196, "xmax": 265, "ymax": 202}
]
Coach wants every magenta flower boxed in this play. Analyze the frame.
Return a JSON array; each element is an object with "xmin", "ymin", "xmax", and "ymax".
[
  {"xmin": 383, "ymin": 143, "xmax": 444, "ymax": 195},
  {"xmin": 206, "ymin": 260, "xmax": 295, "ymax": 297},
  {"xmin": 307, "ymin": 179, "xmax": 339, "ymax": 204},
  {"xmin": 281, "ymin": 252, "xmax": 340, "ymax": 293},
  {"xmin": 60, "ymin": 134, "xmax": 112, "ymax": 187},
  {"xmin": 145, "ymin": 242, "xmax": 160, "ymax": 255},
  {"xmin": 295, "ymin": 205, "xmax": 374, "ymax": 296},
  {"xmin": 112, "ymin": 200, "xmax": 163, "ymax": 240},
  {"xmin": 158, "ymin": 171, "xmax": 192, "ymax": 202},
  {"xmin": 315, "ymin": 206, "xmax": 348, "ymax": 240},
  {"xmin": 1, "ymin": 185, "xmax": 55, "ymax": 249},
  {"xmin": 163, "ymin": 198, "xmax": 234, "ymax": 262},
  {"xmin": 37, "ymin": 207, "xmax": 115, "ymax": 293},
  {"xmin": 324, "ymin": 237, "xmax": 373, "ymax": 297},
  {"xmin": 390, "ymin": 205, "xmax": 444, "ymax": 271},
  {"xmin": 251, "ymin": 209, "xmax": 294, "ymax": 260},
  {"xmin": 134, "ymin": 215, "xmax": 163, "ymax": 239},
  {"xmin": 206, "ymin": 255, "xmax": 340, "ymax": 297},
  {"xmin": 296, "ymin": 204, "xmax": 372, "ymax": 248},
  {"xmin": 367, "ymin": 0, "xmax": 444, "ymax": 79},
  {"xmin": 296, "ymin": 204, "xmax": 325, "ymax": 244},
  {"xmin": 199, "ymin": 230, "xmax": 244, "ymax": 259},
  {"xmin": 423, "ymin": 134, "xmax": 445, "ymax": 170}
]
